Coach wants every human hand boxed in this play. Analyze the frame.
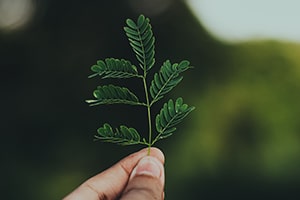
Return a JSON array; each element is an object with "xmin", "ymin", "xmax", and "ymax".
[{"xmin": 63, "ymin": 147, "xmax": 165, "ymax": 200}]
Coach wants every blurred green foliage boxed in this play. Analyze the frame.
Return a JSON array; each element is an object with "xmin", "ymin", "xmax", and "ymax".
[{"xmin": 1, "ymin": 0, "xmax": 299, "ymax": 199}]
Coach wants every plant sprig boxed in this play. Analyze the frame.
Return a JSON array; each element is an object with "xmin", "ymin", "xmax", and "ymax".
[{"xmin": 86, "ymin": 14, "xmax": 195, "ymax": 154}]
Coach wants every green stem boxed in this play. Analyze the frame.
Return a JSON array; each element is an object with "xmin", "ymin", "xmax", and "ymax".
[
  {"xmin": 137, "ymin": 22, "xmax": 152, "ymax": 155},
  {"xmin": 142, "ymin": 76, "xmax": 152, "ymax": 155}
]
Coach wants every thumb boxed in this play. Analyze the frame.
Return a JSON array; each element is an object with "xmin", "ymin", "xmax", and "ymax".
[{"xmin": 121, "ymin": 156, "xmax": 165, "ymax": 200}]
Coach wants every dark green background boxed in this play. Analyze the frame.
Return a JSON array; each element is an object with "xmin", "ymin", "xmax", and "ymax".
[{"xmin": 1, "ymin": 0, "xmax": 299, "ymax": 199}]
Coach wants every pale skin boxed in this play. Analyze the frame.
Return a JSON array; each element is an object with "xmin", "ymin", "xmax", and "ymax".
[{"xmin": 63, "ymin": 147, "xmax": 165, "ymax": 200}]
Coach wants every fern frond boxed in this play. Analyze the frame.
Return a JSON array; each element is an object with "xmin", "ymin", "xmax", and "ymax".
[
  {"xmin": 124, "ymin": 15, "xmax": 155, "ymax": 72},
  {"xmin": 88, "ymin": 58, "xmax": 141, "ymax": 79},
  {"xmin": 149, "ymin": 60, "xmax": 191, "ymax": 105},
  {"xmin": 94, "ymin": 123, "xmax": 143, "ymax": 145},
  {"xmin": 86, "ymin": 84, "xmax": 145, "ymax": 106},
  {"xmin": 87, "ymin": 15, "xmax": 196, "ymax": 152},
  {"xmin": 154, "ymin": 98, "xmax": 195, "ymax": 142}
]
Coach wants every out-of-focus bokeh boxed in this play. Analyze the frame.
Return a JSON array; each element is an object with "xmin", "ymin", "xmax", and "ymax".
[
  {"xmin": 1, "ymin": 0, "xmax": 299, "ymax": 199},
  {"xmin": 187, "ymin": 0, "xmax": 300, "ymax": 42}
]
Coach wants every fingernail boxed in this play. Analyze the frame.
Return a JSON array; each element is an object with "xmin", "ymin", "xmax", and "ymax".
[{"xmin": 131, "ymin": 156, "xmax": 163, "ymax": 178}]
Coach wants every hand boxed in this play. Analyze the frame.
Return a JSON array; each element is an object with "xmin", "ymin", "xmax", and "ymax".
[{"xmin": 63, "ymin": 147, "xmax": 165, "ymax": 200}]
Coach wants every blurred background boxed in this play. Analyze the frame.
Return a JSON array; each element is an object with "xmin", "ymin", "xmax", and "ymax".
[{"xmin": 1, "ymin": 0, "xmax": 299, "ymax": 199}]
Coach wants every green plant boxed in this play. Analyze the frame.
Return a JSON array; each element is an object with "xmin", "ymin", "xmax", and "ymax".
[{"xmin": 86, "ymin": 14, "xmax": 195, "ymax": 155}]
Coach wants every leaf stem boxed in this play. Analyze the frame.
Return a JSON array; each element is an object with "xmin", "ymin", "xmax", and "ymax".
[{"xmin": 142, "ymin": 76, "xmax": 152, "ymax": 155}]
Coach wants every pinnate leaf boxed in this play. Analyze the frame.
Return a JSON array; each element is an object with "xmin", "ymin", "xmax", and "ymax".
[
  {"xmin": 87, "ymin": 15, "xmax": 196, "ymax": 149},
  {"xmin": 89, "ymin": 58, "xmax": 139, "ymax": 79},
  {"xmin": 149, "ymin": 60, "xmax": 191, "ymax": 105},
  {"xmin": 95, "ymin": 123, "xmax": 141, "ymax": 145},
  {"xmin": 86, "ymin": 84, "xmax": 143, "ymax": 106},
  {"xmin": 124, "ymin": 14, "xmax": 155, "ymax": 71},
  {"xmin": 155, "ymin": 97, "xmax": 195, "ymax": 140}
]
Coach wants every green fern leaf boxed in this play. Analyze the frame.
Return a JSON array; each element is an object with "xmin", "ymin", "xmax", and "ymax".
[
  {"xmin": 87, "ymin": 15, "xmax": 196, "ymax": 152},
  {"xmin": 155, "ymin": 97, "xmax": 195, "ymax": 140},
  {"xmin": 149, "ymin": 60, "xmax": 191, "ymax": 105},
  {"xmin": 88, "ymin": 58, "xmax": 140, "ymax": 79},
  {"xmin": 86, "ymin": 84, "xmax": 145, "ymax": 106},
  {"xmin": 94, "ymin": 123, "xmax": 142, "ymax": 145},
  {"xmin": 124, "ymin": 14, "xmax": 155, "ymax": 72}
]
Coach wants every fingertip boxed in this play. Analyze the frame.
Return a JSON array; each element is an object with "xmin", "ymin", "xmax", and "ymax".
[
  {"xmin": 121, "ymin": 155, "xmax": 165, "ymax": 200},
  {"xmin": 131, "ymin": 156, "xmax": 163, "ymax": 179},
  {"xmin": 139, "ymin": 147, "xmax": 165, "ymax": 164}
]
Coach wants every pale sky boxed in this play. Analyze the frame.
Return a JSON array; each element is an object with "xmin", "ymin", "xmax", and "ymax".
[{"xmin": 186, "ymin": 0, "xmax": 300, "ymax": 43}]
